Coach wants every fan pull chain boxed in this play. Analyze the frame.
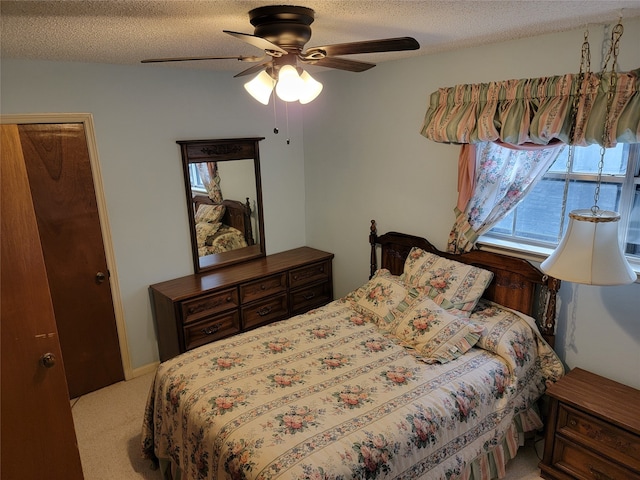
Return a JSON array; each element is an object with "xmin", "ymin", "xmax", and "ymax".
[
  {"xmin": 272, "ymin": 94, "xmax": 279, "ymax": 135},
  {"xmin": 285, "ymin": 102, "xmax": 291, "ymax": 144}
]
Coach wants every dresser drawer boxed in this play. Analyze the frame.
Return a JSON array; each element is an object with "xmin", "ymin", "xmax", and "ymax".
[
  {"xmin": 558, "ymin": 404, "xmax": 640, "ymax": 471},
  {"xmin": 181, "ymin": 288, "xmax": 238, "ymax": 324},
  {"xmin": 552, "ymin": 437, "xmax": 640, "ymax": 480},
  {"xmin": 183, "ymin": 311, "xmax": 241, "ymax": 350},
  {"xmin": 289, "ymin": 260, "xmax": 331, "ymax": 289},
  {"xmin": 241, "ymin": 293, "xmax": 288, "ymax": 330},
  {"xmin": 291, "ymin": 281, "xmax": 332, "ymax": 315},
  {"xmin": 240, "ymin": 273, "xmax": 287, "ymax": 304}
]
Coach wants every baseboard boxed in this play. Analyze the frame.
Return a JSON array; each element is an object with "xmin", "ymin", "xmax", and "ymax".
[{"xmin": 127, "ymin": 361, "xmax": 160, "ymax": 379}]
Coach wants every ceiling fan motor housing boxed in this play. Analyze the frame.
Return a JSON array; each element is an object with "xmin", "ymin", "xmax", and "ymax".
[{"xmin": 249, "ymin": 5, "xmax": 315, "ymax": 52}]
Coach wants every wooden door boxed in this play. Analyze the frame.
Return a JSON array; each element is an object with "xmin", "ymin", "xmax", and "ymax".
[
  {"xmin": 1, "ymin": 125, "xmax": 85, "ymax": 479},
  {"xmin": 18, "ymin": 122, "xmax": 124, "ymax": 398}
]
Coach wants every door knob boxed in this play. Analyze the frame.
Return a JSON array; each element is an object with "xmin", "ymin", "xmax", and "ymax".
[
  {"xmin": 96, "ymin": 271, "xmax": 106, "ymax": 284},
  {"xmin": 40, "ymin": 352, "xmax": 57, "ymax": 368}
]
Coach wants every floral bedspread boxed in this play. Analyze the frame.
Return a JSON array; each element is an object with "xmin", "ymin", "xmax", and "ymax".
[{"xmin": 142, "ymin": 298, "xmax": 562, "ymax": 480}]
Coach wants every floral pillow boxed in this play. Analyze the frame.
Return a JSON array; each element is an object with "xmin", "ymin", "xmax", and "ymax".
[
  {"xmin": 470, "ymin": 299, "xmax": 565, "ymax": 380},
  {"xmin": 195, "ymin": 203, "xmax": 225, "ymax": 224},
  {"xmin": 388, "ymin": 295, "xmax": 483, "ymax": 364},
  {"xmin": 349, "ymin": 269, "xmax": 422, "ymax": 332},
  {"xmin": 195, "ymin": 221, "xmax": 222, "ymax": 248},
  {"xmin": 402, "ymin": 247, "xmax": 493, "ymax": 312}
]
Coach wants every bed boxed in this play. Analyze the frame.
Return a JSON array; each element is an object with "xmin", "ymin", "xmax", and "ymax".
[
  {"xmin": 192, "ymin": 195, "xmax": 254, "ymax": 256},
  {"xmin": 142, "ymin": 221, "xmax": 564, "ymax": 480}
]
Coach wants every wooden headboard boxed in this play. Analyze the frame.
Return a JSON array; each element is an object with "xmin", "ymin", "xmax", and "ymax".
[
  {"xmin": 368, "ymin": 220, "xmax": 560, "ymax": 347},
  {"xmin": 192, "ymin": 194, "xmax": 254, "ymax": 246}
]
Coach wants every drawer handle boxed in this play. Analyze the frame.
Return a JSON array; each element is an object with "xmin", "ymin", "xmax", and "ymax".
[
  {"xmin": 303, "ymin": 292, "xmax": 316, "ymax": 300},
  {"xmin": 202, "ymin": 324, "xmax": 221, "ymax": 335},
  {"xmin": 589, "ymin": 466, "xmax": 614, "ymax": 480},
  {"xmin": 257, "ymin": 306, "xmax": 272, "ymax": 316},
  {"xmin": 569, "ymin": 419, "xmax": 577, "ymax": 427}
]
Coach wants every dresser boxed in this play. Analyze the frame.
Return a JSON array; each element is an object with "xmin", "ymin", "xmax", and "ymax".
[
  {"xmin": 540, "ymin": 367, "xmax": 640, "ymax": 480},
  {"xmin": 150, "ymin": 247, "xmax": 334, "ymax": 361}
]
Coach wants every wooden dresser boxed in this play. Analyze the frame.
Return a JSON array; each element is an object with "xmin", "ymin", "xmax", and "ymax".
[
  {"xmin": 150, "ymin": 247, "xmax": 333, "ymax": 361},
  {"xmin": 540, "ymin": 367, "xmax": 640, "ymax": 480}
]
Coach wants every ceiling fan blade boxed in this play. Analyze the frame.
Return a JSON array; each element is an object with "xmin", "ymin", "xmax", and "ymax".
[
  {"xmin": 223, "ymin": 30, "xmax": 288, "ymax": 55},
  {"xmin": 141, "ymin": 55, "xmax": 264, "ymax": 64},
  {"xmin": 305, "ymin": 37, "xmax": 419, "ymax": 57},
  {"xmin": 233, "ymin": 62, "xmax": 273, "ymax": 78},
  {"xmin": 304, "ymin": 56, "xmax": 376, "ymax": 73}
]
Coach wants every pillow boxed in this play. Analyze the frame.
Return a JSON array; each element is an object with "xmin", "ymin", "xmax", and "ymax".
[
  {"xmin": 195, "ymin": 221, "xmax": 222, "ymax": 247},
  {"xmin": 402, "ymin": 247, "xmax": 493, "ymax": 312},
  {"xmin": 349, "ymin": 269, "xmax": 422, "ymax": 332},
  {"xmin": 470, "ymin": 299, "xmax": 539, "ymax": 375},
  {"xmin": 195, "ymin": 203, "xmax": 225, "ymax": 224},
  {"xmin": 471, "ymin": 299, "xmax": 565, "ymax": 382},
  {"xmin": 388, "ymin": 295, "xmax": 483, "ymax": 364}
]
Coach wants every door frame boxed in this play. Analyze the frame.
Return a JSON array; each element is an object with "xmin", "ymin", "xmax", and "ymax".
[{"xmin": 1, "ymin": 113, "xmax": 133, "ymax": 380}]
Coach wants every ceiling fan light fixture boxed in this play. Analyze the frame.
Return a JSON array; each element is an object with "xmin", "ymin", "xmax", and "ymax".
[
  {"xmin": 275, "ymin": 65, "xmax": 304, "ymax": 102},
  {"xmin": 245, "ymin": 66, "xmax": 322, "ymax": 105},
  {"xmin": 244, "ymin": 70, "xmax": 275, "ymax": 105},
  {"xmin": 298, "ymin": 70, "xmax": 323, "ymax": 104}
]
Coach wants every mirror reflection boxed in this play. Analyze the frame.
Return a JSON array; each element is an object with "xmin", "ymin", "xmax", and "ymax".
[
  {"xmin": 178, "ymin": 138, "xmax": 265, "ymax": 273},
  {"xmin": 190, "ymin": 160, "xmax": 257, "ymax": 256}
]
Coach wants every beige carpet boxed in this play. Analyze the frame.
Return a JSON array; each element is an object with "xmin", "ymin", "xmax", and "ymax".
[{"xmin": 71, "ymin": 372, "xmax": 544, "ymax": 479}]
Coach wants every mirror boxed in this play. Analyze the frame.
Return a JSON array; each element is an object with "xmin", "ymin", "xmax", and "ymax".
[{"xmin": 177, "ymin": 137, "xmax": 265, "ymax": 273}]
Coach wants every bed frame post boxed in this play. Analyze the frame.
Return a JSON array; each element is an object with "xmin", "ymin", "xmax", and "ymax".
[
  {"xmin": 541, "ymin": 276, "xmax": 561, "ymax": 348},
  {"xmin": 244, "ymin": 197, "xmax": 254, "ymax": 246},
  {"xmin": 369, "ymin": 220, "xmax": 378, "ymax": 279}
]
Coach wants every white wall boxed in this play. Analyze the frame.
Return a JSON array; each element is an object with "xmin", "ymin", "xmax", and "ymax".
[
  {"xmin": 304, "ymin": 19, "xmax": 640, "ymax": 388},
  {"xmin": 1, "ymin": 60, "xmax": 307, "ymax": 371},
  {"xmin": 2, "ymin": 19, "xmax": 639, "ymax": 388}
]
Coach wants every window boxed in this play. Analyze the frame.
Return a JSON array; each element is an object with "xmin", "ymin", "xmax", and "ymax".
[
  {"xmin": 484, "ymin": 143, "xmax": 640, "ymax": 264},
  {"xmin": 188, "ymin": 164, "xmax": 206, "ymax": 192}
]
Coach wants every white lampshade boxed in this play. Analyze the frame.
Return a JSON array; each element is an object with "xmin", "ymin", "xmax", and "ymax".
[
  {"xmin": 298, "ymin": 70, "xmax": 323, "ymax": 104},
  {"xmin": 244, "ymin": 71, "xmax": 274, "ymax": 105},
  {"xmin": 275, "ymin": 65, "xmax": 303, "ymax": 102},
  {"xmin": 541, "ymin": 209, "xmax": 636, "ymax": 285}
]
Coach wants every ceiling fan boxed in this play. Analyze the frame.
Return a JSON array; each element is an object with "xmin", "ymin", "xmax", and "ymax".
[{"xmin": 141, "ymin": 5, "xmax": 420, "ymax": 104}]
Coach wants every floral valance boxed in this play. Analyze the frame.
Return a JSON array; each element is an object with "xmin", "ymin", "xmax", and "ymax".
[{"xmin": 420, "ymin": 68, "xmax": 640, "ymax": 147}]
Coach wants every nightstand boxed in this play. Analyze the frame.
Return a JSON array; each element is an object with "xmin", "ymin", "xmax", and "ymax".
[{"xmin": 539, "ymin": 367, "xmax": 640, "ymax": 480}]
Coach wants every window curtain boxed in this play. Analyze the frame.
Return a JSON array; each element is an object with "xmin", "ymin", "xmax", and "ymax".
[
  {"xmin": 197, "ymin": 162, "xmax": 223, "ymax": 203},
  {"xmin": 422, "ymin": 68, "xmax": 639, "ymax": 253},
  {"xmin": 420, "ymin": 69, "xmax": 640, "ymax": 147},
  {"xmin": 447, "ymin": 141, "xmax": 565, "ymax": 254}
]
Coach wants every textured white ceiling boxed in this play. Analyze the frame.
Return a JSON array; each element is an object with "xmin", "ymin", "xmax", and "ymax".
[{"xmin": 2, "ymin": 1, "xmax": 640, "ymax": 73}]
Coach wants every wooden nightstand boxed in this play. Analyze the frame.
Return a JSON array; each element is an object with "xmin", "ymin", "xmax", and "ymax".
[{"xmin": 540, "ymin": 367, "xmax": 640, "ymax": 480}]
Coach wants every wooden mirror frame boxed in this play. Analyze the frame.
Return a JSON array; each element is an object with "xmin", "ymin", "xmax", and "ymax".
[{"xmin": 177, "ymin": 137, "xmax": 266, "ymax": 273}]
